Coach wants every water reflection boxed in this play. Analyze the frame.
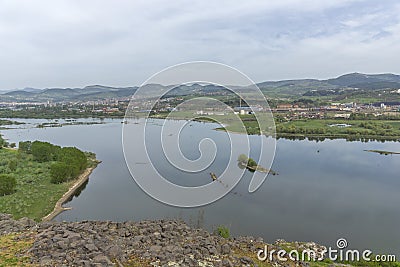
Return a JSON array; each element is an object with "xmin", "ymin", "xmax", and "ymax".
[{"xmin": 1, "ymin": 118, "xmax": 399, "ymax": 257}]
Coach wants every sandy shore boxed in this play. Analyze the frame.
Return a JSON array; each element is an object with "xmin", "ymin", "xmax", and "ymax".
[{"xmin": 42, "ymin": 162, "xmax": 100, "ymax": 222}]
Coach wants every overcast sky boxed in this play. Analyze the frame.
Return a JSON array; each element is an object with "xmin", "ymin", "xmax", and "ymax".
[{"xmin": 0, "ymin": 0, "xmax": 400, "ymax": 90}]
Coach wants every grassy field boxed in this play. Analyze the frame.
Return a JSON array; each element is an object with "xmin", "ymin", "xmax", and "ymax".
[
  {"xmin": 0, "ymin": 233, "xmax": 34, "ymax": 267},
  {"xmin": 0, "ymin": 148, "xmax": 96, "ymax": 221},
  {"xmin": 151, "ymin": 111, "xmax": 400, "ymax": 140},
  {"xmin": 218, "ymin": 116, "xmax": 400, "ymax": 141},
  {"xmin": 281, "ymin": 119, "xmax": 400, "ymax": 129},
  {"xmin": 275, "ymin": 119, "xmax": 400, "ymax": 141}
]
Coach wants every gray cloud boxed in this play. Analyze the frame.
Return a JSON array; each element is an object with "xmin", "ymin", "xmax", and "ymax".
[{"xmin": 0, "ymin": 0, "xmax": 399, "ymax": 89}]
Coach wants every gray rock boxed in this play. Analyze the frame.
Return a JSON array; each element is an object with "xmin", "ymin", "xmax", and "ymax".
[
  {"xmin": 18, "ymin": 217, "xmax": 35, "ymax": 227},
  {"xmin": 107, "ymin": 245, "xmax": 122, "ymax": 258},
  {"xmin": 240, "ymin": 256, "xmax": 254, "ymax": 264},
  {"xmin": 221, "ymin": 243, "xmax": 231, "ymax": 254},
  {"xmin": 93, "ymin": 254, "xmax": 113, "ymax": 265},
  {"xmin": 149, "ymin": 245, "xmax": 162, "ymax": 253},
  {"xmin": 0, "ymin": 213, "xmax": 318, "ymax": 267},
  {"xmin": 222, "ymin": 259, "xmax": 234, "ymax": 267},
  {"xmin": 84, "ymin": 243, "xmax": 98, "ymax": 252},
  {"xmin": 39, "ymin": 256, "xmax": 52, "ymax": 266},
  {"xmin": 57, "ymin": 241, "xmax": 68, "ymax": 250}
]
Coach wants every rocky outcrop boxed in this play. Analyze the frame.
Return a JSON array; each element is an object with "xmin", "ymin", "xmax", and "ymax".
[
  {"xmin": 0, "ymin": 213, "xmax": 36, "ymax": 234},
  {"xmin": 0, "ymin": 213, "xmax": 326, "ymax": 267}
]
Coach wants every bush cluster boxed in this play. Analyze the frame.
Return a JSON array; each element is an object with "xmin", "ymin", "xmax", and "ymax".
[
  {"xmin": 19, "ymin": 141, "xmax": 87, "ymax": 184},
  {"xmin": 0, "ymin": 134, "xmax": 8, "ymax": 148},
  {"xmin": 277, "ymin": 125, "xmax": 327, "ymax": 134},
  {"xmin": 215, "ymin": 225, "xmax": 230, "ymax": 238},
  {"xmin": 0, "ymin": 174, "xmax": 16, "ymax": 196},
  {"xmin": 237, "ymin": 154, "xmax": 258, "ymax": 168}
]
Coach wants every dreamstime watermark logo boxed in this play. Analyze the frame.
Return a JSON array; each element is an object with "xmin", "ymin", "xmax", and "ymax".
[
  {"xmin": 122, "ymin": 61, "xmax": 276, "ymax": 207},
  {"xmin": 257, "ymin": 238, "xmax": 397, "ymax": 263}
]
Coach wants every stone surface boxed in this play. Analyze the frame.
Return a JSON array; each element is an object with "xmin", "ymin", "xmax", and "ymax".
[{"xmin": 0, "ymin": 213, "xmax": 331, "ymax": 267}]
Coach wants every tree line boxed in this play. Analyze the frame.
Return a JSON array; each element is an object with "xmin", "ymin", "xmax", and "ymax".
[{"xmin": 19, "ymin": 141, "xmax": 88, "ymax": 184}]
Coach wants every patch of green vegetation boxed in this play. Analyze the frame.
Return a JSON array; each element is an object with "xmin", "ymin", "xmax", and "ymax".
[
  {"xmin": 238, "ymin": 154, "xmax": 249, "ymax": 165},
  {"xmin": 212, "ymin": 114, "xmax": 265, "ymax": 135},
  {"xmin": 206, "ymin": 111, "xmax": 400, "ymax": 141},
  {"xmin": 0, "ymin": 175, "xmax": 17, "ymax": 196},
  {"xmin": 146, "ymin": 109, "xmax": 400, "ymax": 141},
  {"xmin": 0, "ymin": 135, "xmax": 7, "ymax": 148},
  {"xmin": 36, "ymin": 121, "xmax": 105, "ymax": 129},
  {"xmin": 238, "ymin": 154, "xmax": 257, "ymax": 168},
  {"xmin": 0, "ymin": 233, "xmax": 34, "ymax": 267},
  {"xmin": 215, "ymin": 225, "xmax": 230, "ymax": 239},
  {"xmin": 0, "ymin": 141, "xmax": 96, "ymax": 221},
  {"xmin": 124, "ymin": 256, "xmax": 152, "ymax": 267},
  {"xmin": 0, "ymin": 107, "xmax": 124, "ymax": 119},
  {"xmin": 237, "ymin": 154, "xmax": 277, "ymax": 175},
  {"xmin": 0, "ymin": 119, "xmax": 24, "ymax": 126},
  {"xmin": 18, "ymin": 141, "xmax": 88, "ymax": 184},
  {"xmin": 276, "ymin": 119, "xmax": 400, "ymax": 141}
]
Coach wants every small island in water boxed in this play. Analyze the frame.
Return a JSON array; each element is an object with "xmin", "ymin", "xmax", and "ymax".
[{"xmin": 237, "ymin": 154, "xmax": 278, "ymax": 175}]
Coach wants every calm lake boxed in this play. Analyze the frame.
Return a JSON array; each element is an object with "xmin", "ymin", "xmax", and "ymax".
[{"xmin": 2, "ymin": 118, "xmax": 400, "ymax": 257}]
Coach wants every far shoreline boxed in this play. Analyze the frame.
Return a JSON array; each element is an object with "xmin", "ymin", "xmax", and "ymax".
[{"xmin": 42, "ymin": 161, "xmax": 101, "ymax": 222}]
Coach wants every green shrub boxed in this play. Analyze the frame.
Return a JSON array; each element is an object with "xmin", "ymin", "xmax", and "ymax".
[
  {"xmin": 238, "ymin": 154, "xmax": 248, "ymax": 164},
  {"xmin": 247, "ymin": 158, "xmax": 257, "ymax": 167},
  {"xmin": 56, "ymin": 147, "xmax": 87, "ymax": 172},
  {"xmin": 0, "ymin": 175, "xmax": 17, "ymax": 196},
  {"xmin": 19, "ymin": 141, "xmax": 88, "ymax": 184},
  {"xmin": 50, "ymin": 162, "xmax": 70, "ymax": 184},
  {"xmin": 215, "ymin": 225, "xmax": 230, "ymax": 238},
  {"xmin": 8, "ymin": 160, "xmax": 18, "ymax": 172},
  {"xmin": 31, "ymin": 141, "xmax": 60, "ymax": 162},
  {"xmin": 0, "ymin": 138, "xmax": 6, "ymax": 148},
  {"xmin": 18, "ymin": 141, "xmax": 32, "ymax": 153}
]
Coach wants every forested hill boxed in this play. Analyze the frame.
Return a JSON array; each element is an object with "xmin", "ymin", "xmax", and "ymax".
[
  {"xmin": 256, "ymin": 72, "xmax": 400, "ymax": 97},
  {"xmin": 0, "ymin": 85, "xmax": 136, "ymax": 102},
  {"xmin": 1, "ymin": 72, "xmax": 400, "ymax": 102}
]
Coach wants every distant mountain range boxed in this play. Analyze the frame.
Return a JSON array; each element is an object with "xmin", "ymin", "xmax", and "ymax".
[
  {"xmin": 0, "ymin": 85, "xmax": 137, "ymax": 102},
  {"xmin": 257, "ymin": 72, "xmax": 400, "ymax": 96},
  {"xmin": 1, "ymin": 73, "xmax": 400, "ymax": 102}
]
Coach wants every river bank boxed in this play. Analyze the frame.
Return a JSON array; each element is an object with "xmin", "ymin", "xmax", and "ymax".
[
  {"xmin": 0, "ymin": 141, "xmax": 99, "ymax": 221},
  {"xmin": 152, "ymin": 114, "xmax": 400, "ymax": 141},
  {"xmin": 42, "ymin": 161, "xmax": 100, "ymax": 222}
]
